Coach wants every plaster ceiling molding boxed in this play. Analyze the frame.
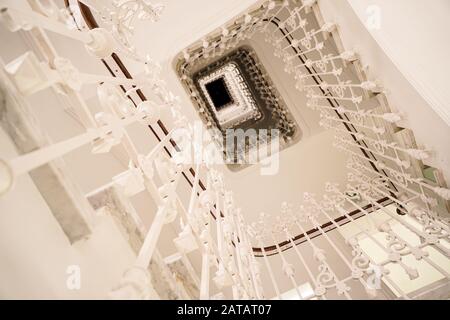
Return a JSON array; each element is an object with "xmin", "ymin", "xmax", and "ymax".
[
  {"xmin": 177, "ymin": 45, "xmax": 301, "ymax": 171},
  {"xmin": 197, "ymin": 62, "xmax": 262, "ymax": 130}
]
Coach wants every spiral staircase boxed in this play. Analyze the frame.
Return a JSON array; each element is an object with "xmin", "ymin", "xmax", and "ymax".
[{"xmin": 0, "ymin": 0, "xmax": 449, "ymax": 300}]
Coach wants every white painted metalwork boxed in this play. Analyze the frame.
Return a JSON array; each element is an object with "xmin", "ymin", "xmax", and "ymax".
[{"xmin": 1, "ymin": 0, "xmax": 449, "ymax": 300}]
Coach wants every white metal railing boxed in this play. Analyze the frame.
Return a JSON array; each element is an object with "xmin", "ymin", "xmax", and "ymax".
[
  {"xmin": 0, "ymin": 0, "xmax": 262, "ymax": 300},
  {"xmin": 174, "ymin": 0, "xmax": 450, "ymax": 299}
]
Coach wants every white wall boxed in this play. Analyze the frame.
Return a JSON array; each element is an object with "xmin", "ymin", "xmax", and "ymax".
[
  {"xmin": 0, "ymin": 127, "xmax": 136, "ymax": 299},
  {"xmin": 318, "ymin": 0, "xmax": 450, "ymax": 182},
  {"xmin": 348, "ymin": 0, "xmax": 450, "ymax": 127}
]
